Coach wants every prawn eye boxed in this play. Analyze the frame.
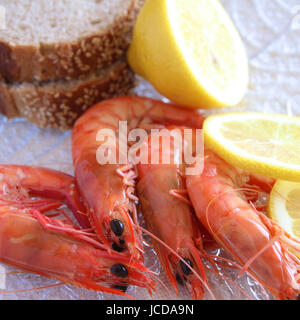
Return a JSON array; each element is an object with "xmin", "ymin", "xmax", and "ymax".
[
  {"xmin": 112, "ymin": 284, "xmax": 128, "ymax": 293},
  {"xmin": 180, "ymin": 258, "xmax": 193, "ymax": 276},
  {"xmin": 111, "ymin": 242, "xmax": 125, "ymax": 252},
  {"xmin": 110, "ymin": 219, "xmax": 124, "ymax": 236},
  {"xmin": 111, "ymin": 264, "xmax": 128, "ymax": 278},
  {"xmin": 176, "ymin": 273, "xmax": 184, "ymax": 286}
]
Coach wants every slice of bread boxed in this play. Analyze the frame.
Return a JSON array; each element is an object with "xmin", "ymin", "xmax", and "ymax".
[
  {"xmin": 0, "ymin": 0, "xmax": 143, "ymax": 82},
  {"xmin": 0, "ymin": 59, "xmax": 135, "ymax": 130}
]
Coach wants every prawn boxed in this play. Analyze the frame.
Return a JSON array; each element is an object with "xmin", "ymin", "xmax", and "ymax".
[
  {"xmin": 0, "ymin": 165, "xmax": 90, "ymax": 228},
  {"xmin": 0, "ymin": 165, "xmax": 155, "ymax": 296},
  {"xmin": 186, "ymin": 150, "xmax": 300, "ymax": 300},
  {"xmin": 0, "ymin": 206, "xmax": 155, "ymax": 297},
  {"xmin": 136, "ymin": 126, "xmax": 208, "ymax": 299},
  {"xmin": 72, "ymin": 96, "xmax": 205, "ymax": 260}
]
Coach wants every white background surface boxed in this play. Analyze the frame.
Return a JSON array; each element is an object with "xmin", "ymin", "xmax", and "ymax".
[{"xmin": 0, "ymin": 0, "xmax": 299, "ymax": 300}]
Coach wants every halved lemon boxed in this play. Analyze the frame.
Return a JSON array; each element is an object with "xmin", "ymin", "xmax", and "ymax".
[
  {"xmin": 128, "ymin": 0, "xmax": 248, "ymax": 109},
  {"xmin": 204, "ymin": 112, "xmax": 300, "ymax": 181},
  {"xmin": 268, "ymin": 180, "xmax": 300, "ymax": 256}
]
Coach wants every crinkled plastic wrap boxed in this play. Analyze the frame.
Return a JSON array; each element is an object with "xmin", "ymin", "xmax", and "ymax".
[{"xmin": 0, "ymin": 0, "xmax": 299, "ymax": 300}]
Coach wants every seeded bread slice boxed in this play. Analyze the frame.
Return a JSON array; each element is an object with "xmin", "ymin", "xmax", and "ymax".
[
  {"xmin": 0, "ymin": 60, "xmax": 135, "ymax": 130},
  {"xmin": 0, "ymin": 0, "xmax": 143, "ymax": 82}
]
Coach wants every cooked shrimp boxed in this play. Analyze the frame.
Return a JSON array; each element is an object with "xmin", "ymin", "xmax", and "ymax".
[
  {"xmin": 0, "ymin": 205, "xmax": 155, "ymax": 297},
  {"xmin": 186, "ymin": 150, "xmax": 300, "ymax": 300},
  {"xmin": 0, "ymin": 164, "xmax": 155, "ymax": 297},
  {"xmin": 136, "ymin": 127, "xmax": 207, "ymax": 299},
  {"xmin": 72, "ymin": 96, "xmax": 205, "ymax": 260}
]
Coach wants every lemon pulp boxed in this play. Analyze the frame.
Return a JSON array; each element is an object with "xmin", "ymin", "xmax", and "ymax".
[
  {"xmin": 204, "ymin": 112, "xmax": 300, "ymax": 181},
  {"xmin": 268, "ymin": 180, "xmax": 300, "ymax": 257}
]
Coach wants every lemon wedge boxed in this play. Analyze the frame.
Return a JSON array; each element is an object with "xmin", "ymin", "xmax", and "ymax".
[
  {"xmin": 268, "ymin": 180, "xmax": 300, "ymax": 256},
  {"xmin": 128, "ymin": 0, "xmax": 248, "ymax": 109},
  {"xmin": 204, "ymin": 112, "xmax": 300, "ymax": 181}
]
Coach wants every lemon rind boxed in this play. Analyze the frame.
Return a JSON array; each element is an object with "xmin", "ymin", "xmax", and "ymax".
[{"xmin": 204, "ymin": 113, "xmax": 300, "ymax": 182}]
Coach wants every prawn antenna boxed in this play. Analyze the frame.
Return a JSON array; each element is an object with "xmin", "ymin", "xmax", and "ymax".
[
  {"xmin": 134, "ymin": 224, "xmax": 216, "ymax": 300},
  {"xmin": 0, "ymin": 283, "xmax": 64, "ymax": 294}
]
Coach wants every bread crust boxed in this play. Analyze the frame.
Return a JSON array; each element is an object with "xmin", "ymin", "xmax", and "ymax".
[
  {"xmin": 0, "ymin": 0, "xmax": 143, "ymax": 82},
  {"xmin": 0, "ymin": 61, "xmax": 136, "ymax": 130}
]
